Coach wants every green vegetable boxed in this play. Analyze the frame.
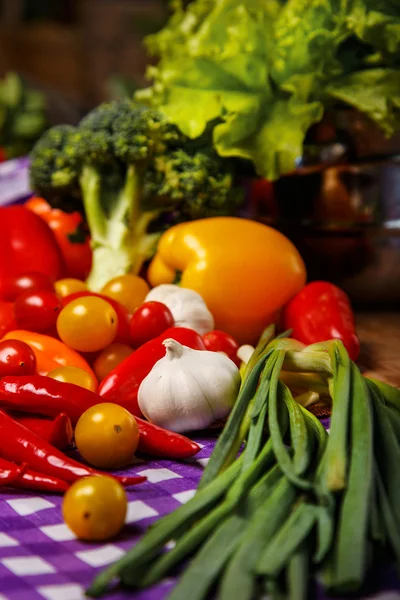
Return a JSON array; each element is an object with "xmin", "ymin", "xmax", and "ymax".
[
  {"xmin": 29, "ymin": 99, "xmax": 242, "ymax": 290},
  {"xmin": 0, "ymin": 72, "xmax": 47, "ymax": 159},
  {"xmin": 138, "ymin": 0, "xmax": 400, "ymax": 180},
  {"xmin": 87, "ymin": 336, "xmax": 400, "ymax": 600}
]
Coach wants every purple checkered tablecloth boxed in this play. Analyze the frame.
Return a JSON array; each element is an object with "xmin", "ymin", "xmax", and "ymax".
[{"xmin": 0, "ymin": 432, "xmax": 400, "ymax": 600}]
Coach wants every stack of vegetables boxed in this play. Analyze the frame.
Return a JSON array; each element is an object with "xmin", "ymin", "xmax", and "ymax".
[
  {"xmin": 88, "ymin": 326, "xmax": 400, "ymax": 600},
  {"xmin": 0, "ymin": 72, "xmax": 48, "ymax": 161}
]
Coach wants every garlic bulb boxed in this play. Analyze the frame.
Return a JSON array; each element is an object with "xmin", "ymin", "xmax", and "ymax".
[
  {"xmin": 138, "ymin": 339, "xmax": 240, "ymax": 433},
  {"xmin": 145, "ymin": 284, "xmax": 214, "ymax": 335}
]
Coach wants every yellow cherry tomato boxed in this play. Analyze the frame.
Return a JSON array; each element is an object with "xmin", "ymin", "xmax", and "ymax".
[
  {"xmin": 93, "ymin": 342, "xmax": 133, "ymax": 381},
  {"xmin": 75, "ymin": 403, "xmax": 140, "ymax": 469},
  {"xmin": 101, "ymin": 274, "xmax": 150, "ymax": 314},
  {"xmin": 55, "ymin": 278, "xmax": 87, "ymax": 298},
  {"xmin": 56, "ymin": 296, "xmax": 118, "ymax": 352},
  {"xmin": 62, "ymin": 475, "xmax": 127, "ymax": 541},
  {"xmin": 47, "ymin": 365, "xmax": 98, "ymax": 392}
]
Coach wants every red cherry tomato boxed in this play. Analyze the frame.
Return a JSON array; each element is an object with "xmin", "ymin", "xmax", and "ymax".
[
  {"xmin": 202, "ymin": 330, "xmax": 240, "ymax": 366},
  {"xmin": 0, "ymin": 272, "xmax": 55, "ymax": 302},
  {"xmin": 14, "ymin": 290, "xmax": 63, "ymax": 333},
  {"xmin": 0, "ymin": 301, "xmax": 17, "ymax": 338},
  {"xmin": 0, "ymin": 339, "xmax": 37, "ymax": 376},
  {"xmin": 62, "ymin": 292, "xmax": 132, "ymax": 345},
  {"xmin": 129, "ymin": 301, "xmax": 174, "ymax": 348}
]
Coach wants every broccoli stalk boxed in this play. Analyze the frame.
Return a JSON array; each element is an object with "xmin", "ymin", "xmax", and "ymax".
[
  {"xmin": 82, "ymin": 164, "xmax": 160, "ymax": 290},
  {"xmin": 30, "ymin": 99, "xmax": 242, "ymax": 291}
]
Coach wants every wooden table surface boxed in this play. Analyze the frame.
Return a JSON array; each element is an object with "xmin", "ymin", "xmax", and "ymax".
[{"xmin": 357, "ymin": 312, "xmax": 400, "ymax": 387}]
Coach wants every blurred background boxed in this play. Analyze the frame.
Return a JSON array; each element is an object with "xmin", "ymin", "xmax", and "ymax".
[
  {"xmin": 0, "ymin": 0, "xmax": 399, "ymax": 309},
  {"xmin": 0, "ymin": 0, "xmax": 170, "ymax": 124}
]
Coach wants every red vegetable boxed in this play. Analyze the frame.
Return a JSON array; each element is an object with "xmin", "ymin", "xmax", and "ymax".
[
  {"xmin": 99, "ymin": 326, "xmax": 206, "ymax": 416},
  {"xmin": 0, "ymin": 376, "xmax": 201, "ymax": 459},
  {"xmin": 0, "ymin": 459, "xmax": 24, "ymax": 486},
  {"xmin": 0, "ymin": 206, "xmax": 63, "ymax": 297},
  {"xmin": 0, "ymin": 339, "xmax": 37, "ymax": 376},
  {"xmin": 0, "ymin": 301, "xmax": 17, "ymax": 338},
  {"xmin": 0, "ymin": 410, "xmax": 146, "ymax": 486},
  {"xmin": 136, "ymin": 416, "xmax": 200, "ymax": 459},
  {"xmin": 9, "ymin": 412, "xmax": 73, "ymax": 450},
  {"xmin": 0, "ymin": 376, "xmax": 106, "ymax": 424},
  {"xmin": 14, "ymin": 290, "xmax": 62, "ymax": 332},
  {"xmin": 25, "ymin": 197, "xmax": 92, "ymax": 281},
  {"xmin": 129, "ymin": 301, "xmax": 174, "ymax": 348},
  {"xmin": 62, "ymin": 292, "xmax": 132, "ymax": 345},
  {"xmin": 0, "ymin": 457, "xmax": 69, "ymax": 493},
  {"xmin": 0, "ymin": 272, "xmax": 55, "ymax": 302},
  {"xmin": 202, "ymin": 330, "xmax": 240, "ymax": 366},
  {"xmin": 282, "ymin": 281, "xmax": 360, "ymax": 361}
]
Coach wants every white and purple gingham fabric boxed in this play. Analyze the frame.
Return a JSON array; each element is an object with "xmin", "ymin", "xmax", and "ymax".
[
  {"xmin": 0, "ymin": 162, "xmax": 399, "ymax": 599},
  {"xmin": 0, "ymin": 433, "xmax": 400, "ymax": 600}
]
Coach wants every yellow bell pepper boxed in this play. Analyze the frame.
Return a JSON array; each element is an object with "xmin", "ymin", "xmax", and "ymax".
[{"xmin": 148, "ymin": 217, "xmax": 306, "ymax": 345}]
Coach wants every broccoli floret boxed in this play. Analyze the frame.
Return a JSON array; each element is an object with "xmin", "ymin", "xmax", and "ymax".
[
  {"xmin": 30, "ymin": 99, "xmax": 242, "ymax": 291},
  {"xmin": 29, "ymin": 124, "xmax": 83, "ymax": 212},
  {"xmin": 144, "ymin": 149, "xmax": 242, "ymax": 219}
]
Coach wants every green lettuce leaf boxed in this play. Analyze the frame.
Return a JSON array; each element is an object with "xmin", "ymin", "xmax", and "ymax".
[
  {"xmin": 138, "ymin": 0, "xmax": 400, "ymax": 180},
  {"xmin": 346, "ymin": 0, "xmax": 400, "ymax": 55},
  {"xmin": 326, "ymin": 68, "xmax": 400, "ymax": 136}
]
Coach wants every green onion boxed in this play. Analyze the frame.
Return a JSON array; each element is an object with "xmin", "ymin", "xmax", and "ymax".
[
  {"xmin": 219, "ymin": 476, "xmax": 296, "ymax": 600},
  {"xmin": 257, "ymin": 501, "xmax": 318, "ymax": 577},
  {"xmin": 287, "ymin": 541, "xmax": 310, "ymax": 600},
  {"xmin": 319, "ymin": 341, "xmax": 352, "ymax": 492},
  {"xmin": 168, "ymin": 464, "xmax": 283, "ymax": 600},
  {"xmin": 322, "ymin": 365, "xmax": 373, "ymax": 593}
]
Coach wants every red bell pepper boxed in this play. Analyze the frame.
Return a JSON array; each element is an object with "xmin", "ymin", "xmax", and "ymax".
[
  {"xmin": 0, "ymin": 410, "xmax": 146, "ymax": 486},
  {"xmin": 0, "ymin": 375, "xmax": 201, "ymax": 459},
  {"xmin": 0, "ymin": 147, "xmax": 6, "ymax": 163},
  {"xmin": 0, "ymin": 457, "xmax": 69, "ymax": 493},
  {"xmin": 25, "ymin": 197, "xmax": 92, "ymax": 280},
  {"xmin": 282, "ymin": 281, "xmax": 360, "ymax": 361},
  {"xmin": 0, "ymin": 206, "xmax": 63, "ymax": 298},
  {"xmin": 99, "ymin": 327, "xmax": 206, "ymax": 416}
]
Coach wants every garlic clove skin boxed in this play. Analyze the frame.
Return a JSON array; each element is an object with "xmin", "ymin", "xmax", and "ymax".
[
  {"xmin": 145, "ymin": 284, "xmax": 214, "ymax": 335},
  {"xmin": 138, "ymin": 339, "xmax": 240, "ymax": 433}
]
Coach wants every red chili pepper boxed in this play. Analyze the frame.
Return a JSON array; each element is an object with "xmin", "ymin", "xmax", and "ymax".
[
  {"xmin": 282, "ymin": 281, "xmax": 360, "ymax": 361},
  {"xmin": 8, "ymin": 412, "xmax": 73, "ymax": 450},
  {"xmin": 62, "ymin": 292, "xmax": 132, "ymax": 345},
  {"xmin": 0, "ymin": 459, "xmax": 24, "ymax": 485},
  {"xmin": 0, "ymin": 376, "xmax": 201, "ymax": 459},
  {"xmin": 0, "ymin": 376, "xmax": 98, "ymax": 423},
  {"xmin": 0, "ymin": 207, "xmax": 63, "ymax": 298},
  {"xmin": 99, "ymin": 326, "xmax": 206, "ymax": 416},
  {"xmin": 0, "ymin": 457, "xmax": 69, "ymax": 493},
  {"xmin": 202, "ymin": 330, "xmax": 240, "ymax": 366},
  {"xmin": 135, "ymin": 416, "xmax": 200, "ymax": 459},
  {"xmin": 0, "ymin": 411, "xmax": 146, "ymax": 486}
]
